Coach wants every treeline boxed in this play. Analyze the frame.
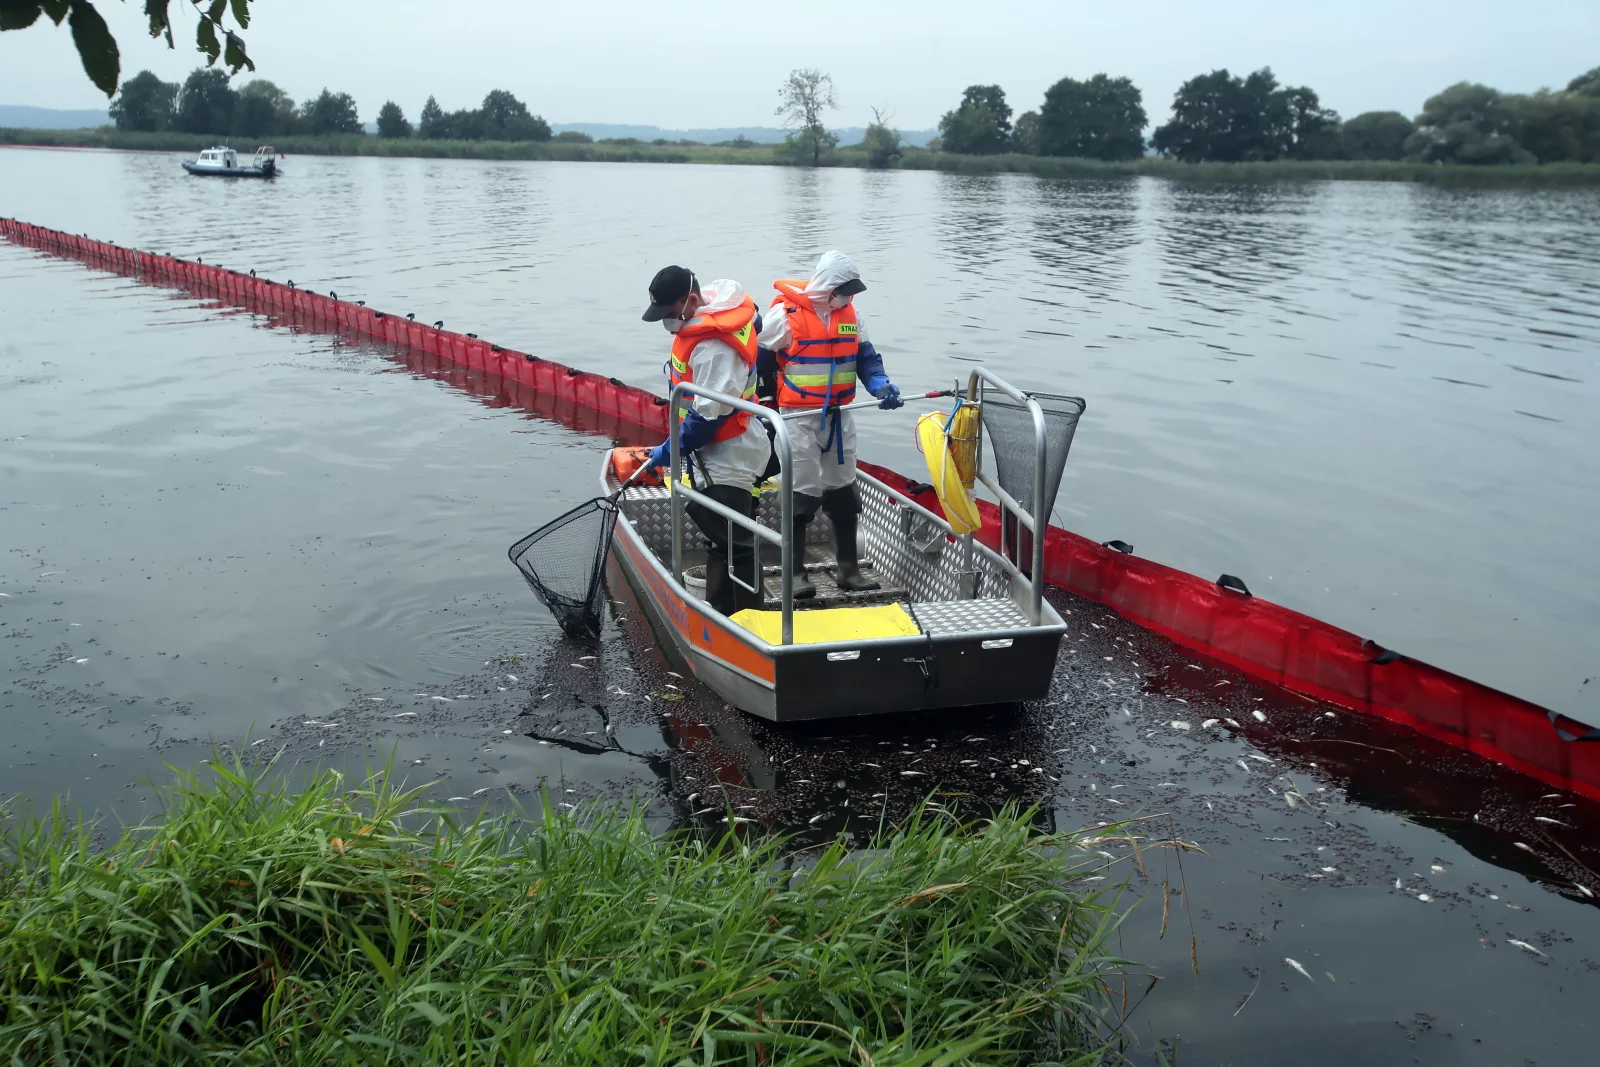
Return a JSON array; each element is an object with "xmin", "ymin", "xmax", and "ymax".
[
  {"xmin": 107, "ymin": 70, "xmax": 557, "ymax": 145},
  {"xmin": 934, "ymin": 64, "xmax": 1600, "ymax": 165}
]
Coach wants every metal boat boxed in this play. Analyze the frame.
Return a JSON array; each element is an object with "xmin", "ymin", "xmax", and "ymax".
[
  {"xmin": 181, "ymin": 145, "xmax": 279, "ymax": 178},
  {"xmin": 606, "ymin": 369, "xmax": 1078, "ymax": 723}
]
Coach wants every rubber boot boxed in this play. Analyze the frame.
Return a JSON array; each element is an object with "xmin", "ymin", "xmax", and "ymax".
[
  {"xmin": 823, "ymin": 485, "xmax": 879, "ymax": 593},
  {"xmin": 788, "ymin": 494, "xmax": 822, "ymax": 600}
]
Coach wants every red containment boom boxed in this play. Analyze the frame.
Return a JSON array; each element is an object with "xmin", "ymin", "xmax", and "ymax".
[{"xmin": 5, "ymin": 215, "xmax": 1596, "ymax": 801}]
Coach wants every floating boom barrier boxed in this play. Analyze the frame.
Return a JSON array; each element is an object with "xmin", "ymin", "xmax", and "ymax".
[{"xmin": 4, "ymin": 215, "xmax": 1597, "ymax": 802}]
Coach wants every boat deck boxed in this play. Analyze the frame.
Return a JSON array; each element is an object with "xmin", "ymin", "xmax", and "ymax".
[{"xmin": 619, "ymin": 472, "xmax": 1023, "ymax": 637}]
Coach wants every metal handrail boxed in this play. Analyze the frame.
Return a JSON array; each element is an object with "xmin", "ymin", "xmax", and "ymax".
[
  {"xmin": 966, "ymin": 368, "xmax": 1050, "ymax": 625},
  {"xmin": 668, "ymin": 383, "xmax": 795, "ymax": 646}
]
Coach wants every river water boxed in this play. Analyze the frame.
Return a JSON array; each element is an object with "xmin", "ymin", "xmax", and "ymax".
[{"xmin": 2, "ymin": 147, "xmax": 1598, "ymax": 1064}]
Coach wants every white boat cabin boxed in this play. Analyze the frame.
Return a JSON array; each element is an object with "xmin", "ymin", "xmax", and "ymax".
[{"xmin": 195, "ymin": 146, "xmax": 240, "ymax": 169}]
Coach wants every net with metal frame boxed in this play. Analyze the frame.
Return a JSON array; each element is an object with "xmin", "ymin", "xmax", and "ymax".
[
  {"xmin": 508, "ymin": 494, "xmax": 622, "ymax": 639},
  {"xmin": 981, "ymin": 391, "xmax": 1085, "ymax": 569}
]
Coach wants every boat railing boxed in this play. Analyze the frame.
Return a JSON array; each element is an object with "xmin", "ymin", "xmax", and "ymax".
[
  {"xmin": 667, "ymin": 383, "xmax": 796, "ymax": 646},
  {"xmin": 965, "ymin": 368, "xmax": 1051, "ymax": 625}
]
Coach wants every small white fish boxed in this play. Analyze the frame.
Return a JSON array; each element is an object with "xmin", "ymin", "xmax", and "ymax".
[
  {"xmin": 569, "ymin": 663, "xmax": 588, "ymax": 669},
  {"xmin": 1185, "ymin": 663, "xmax": 1201, "ymax": 670},
  {"xmin": 446, "ymin": 796, "xmax": 469, "ymax": 802},
  {"xmin": 807, "ymin": 814, "xmax": 825, "ymax": 825},
  {"xmin": 1285, "ymin": 793, "xmax": 1299, "ymax": 808},
  {"xmin": 1201, "ymin": 718, "xmax": 1219, "ymax": 728},
  {"xmin": 1237, "ymin": 760, "xmax": 1251, "ymax": 772},
  {"xmin": 432, "ymin": 696, "xmax": 453, "ymax": 703},
  {"xmin": 74, "ymin": 658, "xmax": 89, "ymax": 664},
  {"xmin": 1578, "ymin": 885, "xmax": 1595, "ymax": 899},
  {"xmin": 506, "ymin": 675, "xmax": 518, "ymax": 682},
  {"xmin": 1321, "ymin": 866, "xmax": 1337, "ymax": 873},
  {"xmin": 667, "ymin": 671, "xmax": 682, "ymax": 678},
  {"xmin": 250, "ymin": 738, "xmax": 268, "ymax": 746},
  {"xmin": 1252, "ymin": 710, "xmax": 1267, "ymax": 722},
  {"xmin": 664, "ymin": 683, "xmax": 679, "ymax": 690},
  {"xmin": 0, "ymin": 593, "xmax": 10, "ymax": 597},
  {"xmin": 1158, "ymin": 782, "xmax": 1177, "ymax": 788},
  {"xmin": 863, "ymin": 762, "xmax": 881, "ymax": 768},
  {"xmin": 1541, "ymin": 793, "xmax": 1563, "ymax": 799},
  {"xmin": 1507, "ymin": 939, "xmax": 1546, "ymax": 957},
  {"xmin": 1174, "ymin": 698, "xmax": 1187, "ymax": 704},
  {"xmin": 1170, "ymin": 721, "xmax": 1191, "ymax": 731},
  {"xmin": 578, "ymin": 656, "xmax": 596, "ymax": 661},
  {"xmin": 1248, "ymin": 754, "xmax": 1275, "ymax": 764},
  {"xmin": 393, "ymin": 711, "xmax": 417, "ymax": 718},
  {"xmin": 1417, "ymin": 893, "xmax": 1432, "ymax": 902},
  {"xmin": 1514, "ymin": 842, "xmax": 1534, "ymax": 853},
  {"xmin": 1534, "ymin": 817, "xmax": 1568, "ymax": 827},
  {"xmin": 1283, "ymin": 958, "xmax": 1314, "ymax": 982},
  {"xmin": 1226, "ymin": 718, "xmax": 1240, "ymax": 728},
  {"xmin": 1431, "ymin": 864, "xmax": 1446, "ymax": 874},
  {"xmin": 368, "ymin": 697, "xmax": 384, "ymax": 702},
  {"xmin": 471, "ymin": 787, "xmax": 491, "ymax": 797},
  {"xmin": 303, "ymin": 721, "xmax": 321, "ymax": 726},
  {"xmin": 1324, "ymin": 712, "xmax": 1336, "ymax": 718},
  {"xmin": 721, "ymin": 816, "xmax": 753, "ymax": 825},
  {"xmin": 900, "ymin": 770, "xmax": 926, "ymax": 777},
  {"xmin": 502, "ymin": 729, "xmax": 513, "ymax": 735}
]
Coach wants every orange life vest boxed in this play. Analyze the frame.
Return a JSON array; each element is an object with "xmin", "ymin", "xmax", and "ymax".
[
  {"xmin": 770, "ymin": 279, "xmax": 860, "ymax": 410},
  {"xmin": 668, "ymin": 294, "xmax": 761, "ymax": 444}
]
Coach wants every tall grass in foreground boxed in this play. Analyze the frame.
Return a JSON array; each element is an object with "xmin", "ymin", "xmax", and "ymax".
[{"xmin": 0, "ymin": 763, "xmax": 1126, "ymax": 1065}]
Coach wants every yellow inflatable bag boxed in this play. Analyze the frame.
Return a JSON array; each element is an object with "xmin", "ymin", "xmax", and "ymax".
[{"xmin": 731, "ymin": 603, "xmax": 921, "ymax": 644}]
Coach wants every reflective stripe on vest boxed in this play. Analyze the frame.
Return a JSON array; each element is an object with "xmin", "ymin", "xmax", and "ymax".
[
  {"xmin": 667, "ymin": 294, "xmax": 761, "ymax": 446},
  {"xmin": 770, "ymin": 279, "xmax": 859, "ymax": 409}
]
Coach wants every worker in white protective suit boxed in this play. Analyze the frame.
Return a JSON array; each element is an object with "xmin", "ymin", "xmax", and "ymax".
[
  {"xmin": 757, "ymin": 251, "xmax": 903, "ymax": 599},
  {"xmin": 641, "ymin": 265, "xmax": 771, "ymax": 616}
]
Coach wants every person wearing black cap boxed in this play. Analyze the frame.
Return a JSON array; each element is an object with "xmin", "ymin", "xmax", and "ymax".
[
  {"xmin": 757, "ymin": 250, "xmax": 903, "ymax": 599},
  {"xmin": 641, "ymin": 266, "xmax": 769, "ymax": 616}
]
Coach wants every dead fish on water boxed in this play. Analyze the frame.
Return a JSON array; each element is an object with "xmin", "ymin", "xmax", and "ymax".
[
  {"xmin": 1252, "ymin": 710, "xmax": 1267, "ymax": 722},
  {"xmin": 1514, "ymin": 842, "xmax": 1534, "ymax": 853},
  {"xmin": 393, "ymin": 712, "xmax": 417, "ymax": 718},
  {"xmin": 1283, "ymin": 958, "xmax": 1314, "ymax": 983},
  {"xmin": 900, "ymin": 770, "xmax": 927, "ymax": 777},
  {"xmin": 431, "ymin": 696, "xmax": 453, "ymax": 702},
  {"xmin": 1225, "ymin": 718, "xmax": 1240, "ymax": 728},
  {"xmin": 1247, "ymin": 754, "xmax": 1275, "ymax": 764},
  {"xmin": 1534, "ymin": 817, "xmax": 1568, "ymax": 827},
  {"xmin": 1507, "ymin": 939, "xmax": 1547, "ymax": 957},
  {"xmin": 1237, "ymin": 760, "xmax": 1251, "ymax": 772},
  {"xmin": 1201, "ymin": 718, "xmax": 1219, "ymax": 729},
  {"xmin": 569, "ymin": 663, "xmax": 589, "ymax": 669},
  {"xmin": 506, "ymin": 674, "xmax": 518, "ymax": 682},
  {"xmin": 1170, "ymin": 721, "xmax": 1191, "ymax": 731}
]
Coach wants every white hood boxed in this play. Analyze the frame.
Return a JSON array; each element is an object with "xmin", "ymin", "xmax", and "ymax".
[
  {"xmin": 801, "ymin": 250, "xmax": 861, "ymax": 308},
  {"xmin": 696, "ymin": 278, "xmax": 747, "ymax": 314}
]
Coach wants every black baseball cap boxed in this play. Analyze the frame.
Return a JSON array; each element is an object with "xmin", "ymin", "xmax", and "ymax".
[
  {"xmin": 641, "ymin": 265, "xmax": 696, "ymax": 322},
  {"xmin": 833, "ymin": 277, "xmax": 867, "ymax": 297}
]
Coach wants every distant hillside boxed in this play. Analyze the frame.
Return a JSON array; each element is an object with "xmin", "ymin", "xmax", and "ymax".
[
  {"xmin": 0, "ymin": 105, "xmax": 109, "ymax": 129},
  {"xmin": 552, "ymin": 123, "xmax": 938, "ymax": 148}
]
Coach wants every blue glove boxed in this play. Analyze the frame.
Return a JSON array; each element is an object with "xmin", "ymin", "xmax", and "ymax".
[
  {"xmin": 874, "ymin": 382, "xmax": 903, "ymax": 410},
  {"xmin": 645, "ymin": 441, "xmax": 671, "ymax": 471}
]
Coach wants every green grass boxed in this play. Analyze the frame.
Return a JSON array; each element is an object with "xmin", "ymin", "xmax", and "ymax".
[
  {"xmin": 8, "ymin": 127, "xmax": 1600, "ymax": 184},
  {"xmin": 0, "ymin": 760, "xmax": 1127, "ymax": 1065}
]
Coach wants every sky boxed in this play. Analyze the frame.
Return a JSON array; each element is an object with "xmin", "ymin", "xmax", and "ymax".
[{"xmin": 1, "ymin": 0, "xmax": 1594, "ymax": 129}]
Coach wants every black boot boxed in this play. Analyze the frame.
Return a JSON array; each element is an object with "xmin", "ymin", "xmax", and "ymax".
[
  {"xmin": 788, "ymin": 494, "xmax": 821, "ymax": 600},
  {"xmin": 823, "ymin": 485, "xmax": 879, "ymax": 592}
]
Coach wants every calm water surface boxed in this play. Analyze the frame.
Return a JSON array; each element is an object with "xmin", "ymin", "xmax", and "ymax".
[{"xmin": 2, "ymin": 147, "xmax": 1598, "ymax": 1065}]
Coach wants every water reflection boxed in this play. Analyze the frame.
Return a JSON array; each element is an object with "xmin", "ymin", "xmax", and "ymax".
[
  {"xmin": 1026, "ymin": 177, "xmax": 1140, "ymax": 303},
  {"xmin": 1155, "ymin": 182, "xmax": 1319, "ymax": 307}
]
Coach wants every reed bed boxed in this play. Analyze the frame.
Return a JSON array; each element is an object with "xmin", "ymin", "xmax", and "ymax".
[
  {"xmin": 0, "ymin": 762, "xmax": 1126, "ymax": 1065},
  {"xmin": 8, "ymin": 127, "xmax": 1600, "ymax": 185}
]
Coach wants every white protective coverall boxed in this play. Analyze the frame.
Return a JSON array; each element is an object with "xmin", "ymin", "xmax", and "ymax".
[
  {"xmin": 756, "ymin": 252, "xmax": 875, "ymax": 497},
  {"xmin": 676, "ymin": 279, "xmax": 771, "ymax": 490}
]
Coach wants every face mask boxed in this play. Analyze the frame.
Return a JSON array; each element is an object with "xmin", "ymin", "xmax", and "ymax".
[
  {"xmin": 662, "ymin": 317, "xmax": 684, "ymax": 334},
  {"xmin": 828, "ymin": 292, "xmax": 854, "ymax": 310}
]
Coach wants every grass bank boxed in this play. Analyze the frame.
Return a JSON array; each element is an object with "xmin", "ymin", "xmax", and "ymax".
[
  {"xmin": 15, "ymin": 126, "xmax": 1590, "ymax": 185},
  {"xmin": 0, "ymin": 761, "xmax": 1126, "ymax": 1065}
]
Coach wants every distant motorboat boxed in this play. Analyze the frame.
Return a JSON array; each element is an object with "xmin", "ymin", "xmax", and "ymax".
[{"xmin": 181, "ymin": 145, "xmax": 279, "ymax": 178}]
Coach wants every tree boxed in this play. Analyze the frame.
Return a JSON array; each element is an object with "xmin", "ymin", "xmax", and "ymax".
[
  {"xmin": 1340, "ymin": 111, "xmax": 1414, "ymax": 160},
  {"xmin": 233, "ymin": 78, "xmax": 295, "ymax": 138},
  {"xmin": 861, "ymin": 105, "xmax": 901, "ymax": 168},
  {"xmin": 1011, "ymin": 110, "xmax": 1040, "ymax": 155},
  {"xmin": 300, "ymin": 89, "xmax": 362, "ymax": 136},
  {"xmin": 1280, "ymin": 85, "xmax": 1342, "ymax": 159},
  {"xmin": 107, "ymin": 69, "xmax": 177, "ymax": 132},
  {"xmin": 0, "ymin": 0, "xmax": 255, "ymax": 97},
  {"xmin": 418, "ymin": 96, "xmax": 445, "ymax": 139},
  {"xmin": 479, "ymin": 89, "xmax": 550, "ymax": 141},
  {"xmin": 1403, "ymin": 82, "xmax": 1529, "ymax": 164},
  {"xmin": 376, "ymin": 101, "xmax": 412, "ymax": 139},
  {"xmin": 1506, "ymin": 90, "xmax": 1600, "ymax": 163},
  {"xmin": 1036, "ymin": 73, "xmax": 1147, "ymax": 160},
  {"xmin": 1567, "ymin": 66, "xmax": 1600, "ymax": 98},
  {"xmin": 175, "ymin": 67, "xmax": 237, "ymax": 135},
  {"xmin": 938, "ymin": 84, "xmax": 1012, "ymax": 154},
  {"xmin": 776, "ymin": 68, "xmax": 838, "ymax": 166},
  {"xmin": 1150, "ymin": 67, "xmax": 1334, "ymax": 162}
]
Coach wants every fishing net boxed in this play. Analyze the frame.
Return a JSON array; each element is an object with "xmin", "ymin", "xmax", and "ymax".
[
  {"xmin": 508, "ymin": 494, "xmax": 622, "ymax": 639},
  {"xmin": 981, "ymin": 391, "xmax": 1085, "ymax": 571}
]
